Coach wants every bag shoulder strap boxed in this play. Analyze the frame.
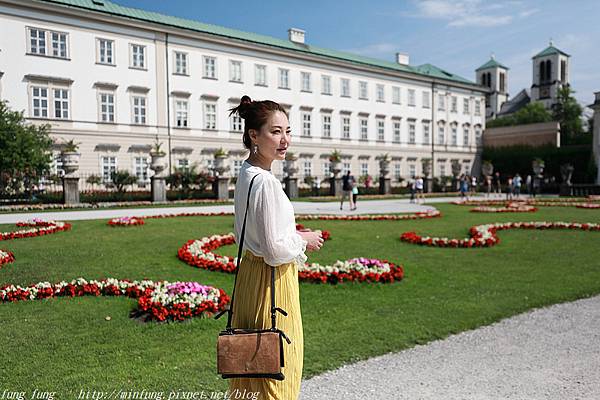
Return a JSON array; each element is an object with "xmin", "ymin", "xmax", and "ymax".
[{"xmin": 221, "ymin": 172, "xmax": 259, "ymax": 330}]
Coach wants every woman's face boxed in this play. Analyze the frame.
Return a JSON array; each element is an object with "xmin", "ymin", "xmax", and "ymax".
[{"xmin": 251, "ymin": 110, "xmax": 291, "ymax": 162}]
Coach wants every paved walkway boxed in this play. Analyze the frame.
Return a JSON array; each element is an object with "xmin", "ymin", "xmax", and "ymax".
[
  {"xmin": 0, "ymin": 197, "xmax": 448, "ymax": 223},
  {"xmin": 300, "ymin": 295, "xmax": 600, "ymax": 400}
]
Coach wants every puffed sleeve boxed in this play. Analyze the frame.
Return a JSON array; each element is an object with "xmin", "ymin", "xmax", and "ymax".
[{"xmin": 254, "ymin": 176, "xmax": 308, "ymax": 267}]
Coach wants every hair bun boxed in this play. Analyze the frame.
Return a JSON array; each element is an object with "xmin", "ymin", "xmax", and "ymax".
[{"xmin": 238, "ymin": 95, "xmax": 252, "ymax": 119}]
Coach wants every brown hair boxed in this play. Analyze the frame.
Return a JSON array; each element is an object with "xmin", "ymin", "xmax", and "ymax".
[{"xmin": 228, "ymin": 95, "xmax": 288, "ymax": 150}]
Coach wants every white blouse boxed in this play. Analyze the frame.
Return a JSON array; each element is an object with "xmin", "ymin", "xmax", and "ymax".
[{"xmin": 234, "ymin": 159, "xmax": 308, "ymax": 267}]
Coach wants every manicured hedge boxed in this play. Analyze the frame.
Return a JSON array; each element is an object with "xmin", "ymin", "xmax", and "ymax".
[{"xmin": 481, "ymin": 144, "xmax": 597, "ymax": 184}]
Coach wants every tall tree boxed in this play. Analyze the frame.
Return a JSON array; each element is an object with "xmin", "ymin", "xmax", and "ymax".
[
  {"xmin": 552, "ymin": 86, "xmax": 584, "ymax": 143},
  {"xmin": 0, "ymin": 100, "xmax": 53, "ymax": 197}
]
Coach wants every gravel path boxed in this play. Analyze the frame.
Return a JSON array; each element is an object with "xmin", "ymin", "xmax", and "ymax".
[{"xmin": 300, "ymin": 295, "xmax": 600, "ymax": 400}]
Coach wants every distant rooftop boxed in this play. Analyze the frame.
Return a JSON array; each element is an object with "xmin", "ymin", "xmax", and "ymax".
[
  {"xmin": 476, "ymin": 57, "xmax": 509, "ymax": 71},
  {"xmin": 533, "ymin": 43, "xmax": 570, "ymax": 58},
  {"xmin": 34, "ymin": 0, "xmax": 480, "ymax": 87}
]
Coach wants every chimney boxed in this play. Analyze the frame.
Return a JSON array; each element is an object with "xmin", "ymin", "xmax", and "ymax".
[
  {"xmin": 288, "ymin": 28, "xmax": 305, "ymax": 44},
  {"xmin": 396, "ymin": 52, "xmax": 409, "ymax": 66}
]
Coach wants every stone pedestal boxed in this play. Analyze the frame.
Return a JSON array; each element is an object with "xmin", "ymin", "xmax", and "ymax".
[
  {"xmin": 151, "ymin": 177, "xmax": 167, "ymax": 202},
  {"xmin": 329, "ymin": 177, "xmax": 343, "ymax": 197},
  {"xmin": 379, "ymin": 177, "xmax": 391, "ymax": 195},
  {"xmin": 62, "ymin": 176, "xmax": 80, "ymax": 205},
  {"xmin": 559, "ymin": 183, "xmax": 573, "ymax": 196},
  {"xmin": 284, "ymin": 177, "xmax": 298, "ymax": 199},
  {"xmin": 213, "ymin": 177, "xmax": 230, "ymax": 200},
  {"xmin": 424, "ymin": 178, "xmax": 433, "ymax": 193}
]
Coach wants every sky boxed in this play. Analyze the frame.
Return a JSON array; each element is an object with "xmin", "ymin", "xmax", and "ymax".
[{"xmin": 114, "ymin": 0, "xmax": 599, "ymax": 109}]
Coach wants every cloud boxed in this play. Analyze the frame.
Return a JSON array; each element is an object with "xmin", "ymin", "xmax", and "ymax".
[
  {"xmin": 409, "ymin": 0, "xmax": 538, "ymax": 28},
  {"xmin": 518, "ymin": 8, "xmax": 540, "ymax": 18},
  {"xmin": 449, "ymin": 14, "xmax": 513, "ymax": 27}
]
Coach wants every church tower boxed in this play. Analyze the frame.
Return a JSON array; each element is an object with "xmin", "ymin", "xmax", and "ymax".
[
  {"xmin": 531, "ymin": 41, "xmax": 570, "ymax": 109},
  {"xmin": 475, "ymin": 54, "xmax": 509, "ymax": 119}
]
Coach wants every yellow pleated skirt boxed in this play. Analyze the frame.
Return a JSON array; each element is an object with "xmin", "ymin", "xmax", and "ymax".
[{"xmin": 228, "ymin": 250, "xmax": 304, "ymax": 400}]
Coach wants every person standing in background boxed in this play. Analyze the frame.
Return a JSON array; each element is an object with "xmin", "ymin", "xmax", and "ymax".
[
  {"xmin": 415, "ymin": 175, "xmax": 424, "ymax": 204},
  {"xmin": 340, "ymin": 170, "xmax": 355, "ymax": 210},
  {"xmin": 351, "ymin": 179, "xmax": 358, "ymax": 210}
]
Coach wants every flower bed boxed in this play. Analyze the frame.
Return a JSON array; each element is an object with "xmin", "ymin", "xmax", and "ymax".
[
  {"xmin": 1, "ymin": 219, "xmax": 71, "ymax": 241},
  {"xmin": 108, "ymin": 210, "xmax": 441, "ymax": 226},
  {"xmin": 575, "ymin": 203, "xmax": 600, "ymax": 209},
  {"xmin": 296, "ymin": 211, "xmax": 441, "ymax": 221},
  {"xmin": 453, "ymin": 199, "xmax": 600, "ymax": 209},
  {"xmin": 299, "ymin": 257, "xmax": 403, "ymax": 284},
  {"xmin": 107, "ymin": 211, "xmax": 233, "ymax": 226},
  {"xmin": 0, "ymin": 250, "xmax": 15, "ymax": 267},
  {"xmin": 177, "ymin": 233, "xmax": 403, "ymax": 284},
  {"xmin": 400, "ymin": 221, "xmax": 600, "ymax": 248},
  {"xmin": 0, "ymin": 277, "xmax": 229, "ymax": 322},
  {"xmin": 108, "ymin": 217, "xmax": 145, "ymax": 226},
  {"xmin": 470, "ymin": 202, "xmax": 538, "ymax": 213}
]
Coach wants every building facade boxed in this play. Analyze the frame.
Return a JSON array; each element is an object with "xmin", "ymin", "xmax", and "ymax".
[{"xmin": 0, "ymin": 0, "xmax": 487, "ymax": 190}]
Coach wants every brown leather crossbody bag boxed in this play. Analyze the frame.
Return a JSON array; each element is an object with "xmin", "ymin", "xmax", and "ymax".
[{"xmin": 215, "ymin": 173, "xmax": 291, "ymax": 381}]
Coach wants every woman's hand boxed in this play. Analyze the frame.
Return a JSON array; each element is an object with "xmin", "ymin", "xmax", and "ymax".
[{"xmin": 297, "ymin": 230, "xmax": 324, "ymax": 252}]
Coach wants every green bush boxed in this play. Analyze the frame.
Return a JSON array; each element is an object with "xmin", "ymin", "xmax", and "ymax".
[{"xmin": 482, "ymin": 144, "xmax": 597, "ymax": 184}]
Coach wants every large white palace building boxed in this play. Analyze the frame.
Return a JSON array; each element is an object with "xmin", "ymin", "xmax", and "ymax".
[{"xmin": 0, "ymin": 0, "xmax": 487, "ymax": 188}]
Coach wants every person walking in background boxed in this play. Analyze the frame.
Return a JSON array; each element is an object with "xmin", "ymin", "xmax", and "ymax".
[
  {"xmin": 506, "ymin": 176, "xmax": 513, "ymax": 200},
  {"xmin": 351, "ymin": 179, "xmax": 358, "ymax": 210},
  {"xmin": 313, "ymin": 176, "xmax": 321, "ymax": 197},
  {"xmin": 228, "ymin": 95, "xmax": 323, "ymax": 399},
  {"xmin": 409, "ymin": 178, "xmax": 416, "ymax": 203},
  {"xmin": 470, "ymin": 175, "xmax": 477, "ymax": 197},
  {"xmin": 513, "ymin": 173, "xmax": 522, "ymax": 199},
  {"xmin": 493, "ymin": 171, "xmax": 502, "ymax": 196},
  {"xmin": 340, "ymin": 170, "xmax": 355, "ymax": 210},
  {"xmin": 415, "ymin": 175, "xmax": 424, "ymax": 204},
  {"xmin": 485, "ymin": 175, "xmax": 493, "ymax": 198},
  {"xmin": 526, "ymin": 174, "xmax": 532, "ymax": 197},
  {"xmin": 459, "ymin": 174, "xmax": 469, "ymax": 201}
]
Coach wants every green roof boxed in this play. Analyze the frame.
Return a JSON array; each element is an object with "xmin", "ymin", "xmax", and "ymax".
[
  {"xmin": 533, "ymin": 45, "xmax": 570, "ymax": 58},
  {"xmin": 476, "ymin": 58, "xmax": 509, "ymax": 71},
  {"xmin": 412, "ymin": 64, "xmax": 473, "ymax": 84},
  {"xmin": 34, "ymin": 0, "xmax": 480, "ymax": 87}
]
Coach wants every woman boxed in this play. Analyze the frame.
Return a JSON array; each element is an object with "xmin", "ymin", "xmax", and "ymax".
[
  {"xmin": 228, "ymin": 96, "xmax": 324, "ymax": 399},
  {"xmin": 351, "ymin": 179, "xmax": 358, "ymax": 210}
]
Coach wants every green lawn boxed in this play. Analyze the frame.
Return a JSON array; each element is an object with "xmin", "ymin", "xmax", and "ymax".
[{"xmin": 0, "ymin": 203, "xmax": 599, "ymax": 394}]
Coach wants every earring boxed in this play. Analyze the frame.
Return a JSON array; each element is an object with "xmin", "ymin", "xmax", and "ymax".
[{"xmin": 253, "ymin": 144, "xmax": 258, "ymax": 155}]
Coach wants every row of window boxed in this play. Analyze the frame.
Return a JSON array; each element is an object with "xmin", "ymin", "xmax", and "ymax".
[
  {"xmin": 31, "ymin": 85, "xmax": 482, "ymax": 145},
  {"xmin": 30, "ymin": 84, "xmax": 147, "ymax": 124},
  {"xmin": 26, "ymin": 26, "xmax": 483, "ymax": 111}
]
